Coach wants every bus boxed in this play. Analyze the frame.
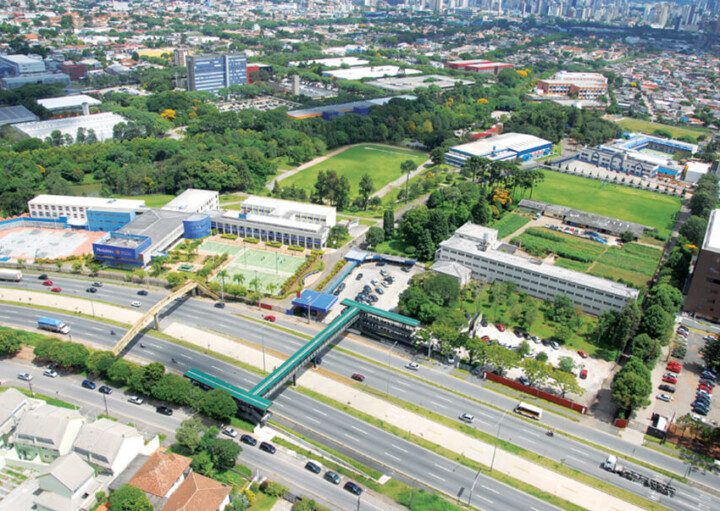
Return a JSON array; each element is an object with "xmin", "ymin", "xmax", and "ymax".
[{"xmin": 514, "ymin": 402, "xmax": 543, "ymax": 420}]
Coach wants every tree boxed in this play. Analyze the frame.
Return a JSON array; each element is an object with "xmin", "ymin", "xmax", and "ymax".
[
  {"xmin": 485, "ymin": 344, "xmax": 520, "ymax": 376},
  {"xmin": 401, "ymin": 159, "xmax": 416, "ymax": 202},
  {"xmin": 471, "ymin": 196, "xmax": 491, "ymax": 225},
  {"xmin": 107, "ymin": 359, "xmax": 134, "ymax": 386},
  {"xmin": 198, "ymin": 389, "xmax": 238, "ymax": 421},
  {"xmin": 611, "ymin": 356, "xmax": 652, "ymax": 411},
  {"xmin": 109, "ymin": 485, "xmax": 153, "ymax": 511},
  {"xmin": 130, "ymin": 362, "xmax": 165, "ymax": 395},
  {"xmin": 522, "ymin": 358, "xmax": 552, "ymax": 387},
  {"xmin": 217, "ymin": 269, "xmax": 228, "ymax": 300},
  {"xmin": 517, "ymin": 339, "xmax": 531, "ymax": 358},
  {"xmin": 645, "ymin": 284, "xmax": 683, "ymax": 315},
  {"xmin": 536, "ymin": 351, "xmax": 549, "ymax": 363},
  {"xmin": 679, "ymin": 215, "xmax": 708, "ymax": 246},
  {"xmin": 333, "ymin": 176, "xmax": 351, "ymax": 209},
  {"xmin": 620, "ymin": 230, "xmax": 635, "ymax": 243},
  {"xmin": 358, "ymin": 173, "xmax": 374, "ymax": 209},
  {"xmin": 558, "ymin": 356, "xmax": 575, "ymax": 373},
  {"xmin": 327, "ymin": 225, "xmax": 349, "ymax": 248},
  {"xmin": 595, "ymin": 302, "xmax": 641, "ymax": 350},
  {"xmin": 551, "ymin": 369, "xmax": 583, "ymax": 398},
  {"xmin": 383, "ymin": 209, "xmax": 394, "ymax": 238},
  {"xmin": 630, "ymin": 333, "xmax": 660, "ymax": 366},
  {"xmin": 191, "ymin": 450, "xmax": 215, "ymax": 477},
  {"xmin": 639, "ymin": 304, "xmax": 674, "ymax": 345},
  {"xmin": 701, "ymin": 337, "xmax": 720, "ymax": 373},
  {"xmin": 85, "ymin": 351, "xmax": 116, "ymax": 376},
  {"xmin": 430, "ymin": 146, "xmax": 446, "ymax": 165},
  {"xmin": 0, "ymin": 330, "xmax": 22, "ymax": 356},
  {"xmin": 60, "ymin": 14, "xmax": 74, "ymax": 30},
  {"xmin": 545, "ymin": 295, "xmax": 575, "ymax": 324},
  {"xmin": 176, "ymin": 418, "xmax": 206, "ymax": 454},
  {"xmin": 202, "ymin": 435, "xmax": 241, "ymax": 471},
  {"xmin": 365, "ymin": 226, "xmax": 385, "ymax": 247}
]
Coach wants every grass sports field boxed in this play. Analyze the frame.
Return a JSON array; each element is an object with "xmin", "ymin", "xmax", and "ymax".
[
  {"xmin": 526, "ymin": 171, "xmax": 681, "ymax": 237},
  {"xmin": 280, "ymin": 144, "xmax": 427, "ymax": 196},
  {"xmin": 513, "ymin": 227, "xmax": 663, "ymax": 288},
  {"xmin": 615, "ymin": 118, "xmax": 709, "ymax": 142},
  {"xmin": 200, "ymin": 241, "xmax": 305, "ymax": 294}
]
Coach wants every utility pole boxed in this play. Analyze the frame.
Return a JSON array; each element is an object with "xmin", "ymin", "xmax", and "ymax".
[
  {"xmin": 103, "ymin": 394, "xmax": 109, "ymax": 416},
  {"xmin": 490, "ymin": 409, "xmax": 510, "ymax": 472}
]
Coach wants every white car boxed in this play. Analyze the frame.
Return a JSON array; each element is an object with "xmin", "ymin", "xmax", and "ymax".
[
  {"xmin": 130, "ymin": 301, "xmax": 141, "ymax": 308},
  {"xmin": 43, "ymin": 368, "xmax": 58, "ymax": 378},
  {"xmin": 222, "ymin": 427, "xmax": 238, "ymax": 438},
  {"xmin": 128, "ymin": 396, "xmax": 144, "ymax": 405},
  {"xmin": 17, "ymin": 372, "xmax": 32, "ymax": 381},
  {"xmin": 405, "ymin": 362, "xmax": 420, "ymax": 371},
  {"xmin": 656, "ymin": 393, "xmax": 673, "ymax": 402},
  {"xmin": 459, "ymin": 412, "xmax": 475, "ymax": 423}
]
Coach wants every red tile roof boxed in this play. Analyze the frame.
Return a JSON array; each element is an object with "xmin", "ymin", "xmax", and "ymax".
[
  {"xmin": 161, "ymin": 472, "xmax": 230, "ymax": 511},
  {"xmin": 129, "ymin": 451, "xmax": 191, "ymax": 497}
]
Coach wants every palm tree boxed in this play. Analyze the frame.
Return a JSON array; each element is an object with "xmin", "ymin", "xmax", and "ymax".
[
  {"xmin": 217, "ymin": 269, "xmax": 228, "ymax": 300},
  {"xmin": 233, "ymin": 273, "xmax": 245, "ymax": 288},
  {"xmin": 249, "ymin": 277, "xmax": 261, "ymax": 295},
  {"xmin": 400, "ymin": 160, "xmax": 416, "ymax": 202},
  {"xmin": 266, "ymin": 282, "xmax": 277, "ymax": 296}
]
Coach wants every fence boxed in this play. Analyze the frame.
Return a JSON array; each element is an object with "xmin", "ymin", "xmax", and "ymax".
[{"xmin": 484, "ymin": 371, "xmax": 587, "ymax": 414}]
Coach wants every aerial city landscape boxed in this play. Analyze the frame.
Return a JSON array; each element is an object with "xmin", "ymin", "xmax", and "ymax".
[{"xmin": 0, "ymin": 0, "xmax": 720, "ymax": 510}]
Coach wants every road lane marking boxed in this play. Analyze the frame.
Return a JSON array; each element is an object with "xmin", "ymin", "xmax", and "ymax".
[
  {"xmin": 428, "ymin": 473, "xmax": 445, "ymax": 481},
  {"xmin": 305, "ymin": 416, "xmax": 320, "ymax": 424},
  {"xmin": 566, "ymin": 455, "xmax": 587, "ymax": 465},
  {"xmin": 393, "ymin": 387, "xmax": 407, "ymax": 393},
  {"xmin": 211, "ymin": 365, "xmax": 224, "ymax": 373},
  {"xmin": 481, "ymin": 485, "xmax": 500, "ymax": 495},
  {"xmin": 433, "ymin": 463, "xmax": 452, "ymax": 473},
  {"xmin": 430, "ymin": 400, "xmax": 448, "ymax": 409},
  {"xmin": 523, "ymin": 438, "xmax": 537, "ymax": 445},
  {"xmin": 569, "ymin": 447, "xmax": 588, "ymax": 456},
  {"xmin": 524, "ymin": 430, "xmax": 541, "ymax": 437},
  {"xmin": 315, "ymin": 409, "xmax": 328, "ymax": 417},
  {"xmin": 394, "ymin": 379, "xmax": 410, "ymax": 387},
  {"xmin": 476, "ymin": 496, "xmax": 493, "ymax": 504},
  {"xmin": 343, "ymin": 433, "xmax": 358, "ymax": 441},
  {"xmin": 179, "ymin": 353, "xmax": 192, "ymax": 359},
  {"xmin": 384, "ymin": 452, "xmax": 401, "ymax": 462},
  {"xmin": 435, "ymin": 395, "xmax": 453, "ymax": 403},
  {"xmin": 350, "ymin": 425, "xmax": 368, "ymax": 435},
  {"xmin": 390, "ymin": 444, "xmax": 408, "ymax": 453}
]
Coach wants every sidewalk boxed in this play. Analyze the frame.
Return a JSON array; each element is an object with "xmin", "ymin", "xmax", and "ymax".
[{"xmin": 164, "ymin": 322, "xmax": 644, "ymax": 511}]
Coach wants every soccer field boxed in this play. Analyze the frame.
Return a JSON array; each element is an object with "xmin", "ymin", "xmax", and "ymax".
[
  {"xmin": 527, "ymin": 171, "xmax": 681, "ymax": 237},
  {"xmin": 280, "ymin": 144, "xmax": 427, "ymax": 196},
  {"xmin": 200, "ymin": 241, "xmax": 305, "ymax": 294}
]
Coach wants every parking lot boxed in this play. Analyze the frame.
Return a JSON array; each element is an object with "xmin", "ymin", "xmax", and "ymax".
[
  {"xmin": 323, "ymin": 262, "xmax": 422, "ymax": 323},
  {"xmin": 644, "ymin": 327, "xmax": 719, "ymax": 427},
  {"xmin": 472, "ymin": 324, "xmax": 614, "ymax": 403}
]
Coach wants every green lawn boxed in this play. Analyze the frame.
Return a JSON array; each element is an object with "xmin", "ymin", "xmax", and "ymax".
[
  {"xmin": 280, "ymin": 144, "xmax": 427, "ymax": 197},
  {"xmin": 526, "ymin": 171, "xmax": 681, "ymax": 237},
  {"xmin": 114, "ymin": 194, "xmax": 175, "ymax": 208},
  {"xmin": 615, "ymin": 118, "xmax": 709, "ymax": 142},
  {"xmin": 493, "ymin": 213, "xmax": 531, "ymax": 239}
]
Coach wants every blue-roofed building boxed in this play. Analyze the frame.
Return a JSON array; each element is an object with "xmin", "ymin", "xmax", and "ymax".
[
  {"xmin": 446, "ymin": 133, "xmax": 553, "ymax": 167},
  {"xmin": 292, "ymin": 290, "xmax": 338, "ymax": 318}
]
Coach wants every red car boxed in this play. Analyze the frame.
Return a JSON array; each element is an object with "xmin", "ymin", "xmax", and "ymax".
[
  {"xmin": 580, "ymin": 368, "xmax": 588, "ymax": 379},
  {"xmin": 666, "ymin": 363, "xmax": 682, "ymax": 374},
  {"xmin": 263, "ymin": 315, "xmax": 276, "ymax": 322},
  {"xmin": 577, "ymin": 350, "xmax": 588, "ymax": 359},
  {"xmin": 50, "ymin": 287, "xmax": 61, "ymax": 293},
  {"xmin": 351, "ymin": 373, "xmax": 365, "ymax": 382},
  {"xmin": 496, "ymin": 323, "xmax": 506, "ymax": 332},
  {"xmin": 662, "ymin": 375, "xmax": 678, "ymax": 384},
  {"xmin": 481, "ymin": 335, "xmax": 491, "ymax": 342},
  {"xmin": 42, "ymin": 280, "xmax": 53, "ymax": 286},
  {"xmin": 697, "ymin": 384, "xmax": 713, "ymax": 394}
]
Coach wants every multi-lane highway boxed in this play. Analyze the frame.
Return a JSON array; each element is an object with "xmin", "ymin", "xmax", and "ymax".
[
  {"xmin": 0, "ymin": 302, "xmax": 559, "ymax": 511},
  {"xmin": 3, "ymin": 274, "xmax": 720, "ymax": 511},
  {"xmin": 0, "ymin": 360, "xmax": 394, "ymax": 511}
]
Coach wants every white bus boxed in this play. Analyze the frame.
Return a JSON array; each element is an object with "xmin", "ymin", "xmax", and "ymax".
[
  {"xmin": 514, "ymin": 402, "xmax": 543, "ymax": 420},
  {"xmin": 0, "ymin": 269, "xmax": 22, "ymax": 282}
]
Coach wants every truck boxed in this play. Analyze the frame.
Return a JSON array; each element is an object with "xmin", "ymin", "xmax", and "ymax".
[
  {"xmin": 0, "ymin": 269, "xmax": 22, "ymax": 282},
  {"xmin": 37, "ymin": 317, "xmax": 70, "ymax": 335},
  {"xmin": 602, "ymin": 456, "xmax": 676, "ymax": 497}
]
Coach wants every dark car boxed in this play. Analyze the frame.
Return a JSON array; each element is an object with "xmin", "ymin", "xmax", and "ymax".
[
  {"xmin": 343, "ymin": 481, "xmax": 363, "ymax": 496},
  {"xmin": 98, "ymin": 385, "xmax": 113, "ymax": 395},
  {"xmin": 324, "ymin": 471, "xmax": 341, "ymax": 485},
  {"xmin": 240, "ymin": 434, "xmax": 257, "ymax": 446},
  {"xmin": 362, "ymin": 285, "xmax": 371, "ymax": 293},
  {"xmin": 480, "ymin": 319, "xmax": 488, "ymax": 328},
  {"xmin": 259, "ymin": 441, "xmax": 276, "ymax": 454},
  {"xmin": 92, "ymin": 282, "xmax": 103, "ymax": 287},
  {"xmin": 137, "ymin": 289, "xmax": 149, "ymax": 296},
  {"xmin": 351, "ymin": 373, "xmax": 365, "ymax": 382},
  {"xmin": 699, "ymin": 378, "xmax": 716, "ymax": 388},
  {"xmin": 658, "ymin": 384, "xmax": 676, "ymax": 393},
  {"xmin": 156, "ymin": 406, "xmax": 173, "ymax": 416},
  {"xmin": 214, "ymin": 302, "xmax": 226, "ymax": 308},
  {"xmin": 692, "ymin": 401, "xmax": 710, "ymax": 411},
  {"xmin": 38, "ymin": 274, "xmax": 48, "ymax": 280},
  {"xmin": 81, "ymin": 379, "xmax": 97, "ymax": 390},
  {"xmin": 356, "ymin": 273, "xmax": 364, "ymax": 280},
  {"xmin": 305, "ymin": 461, "xmax": 322, "ymax": 474},
  {"xmin": 401, "ymin": 266, "xmax": 411, "ymax": 273},
  {"xmin": 86, "ymin": 287, "xmax": 97, "ymax": 293}
]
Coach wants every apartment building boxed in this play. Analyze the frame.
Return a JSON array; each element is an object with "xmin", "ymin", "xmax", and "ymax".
[
  {"xmin": 435, "ymin": 223, "xmax": 638, "ymax": 314},
  {"xmin": 187, "ymin": 54, "xmax": 247, "ymax": 93},
  {"xmin": 685, "ymin": 209, "xmax": 720, "ymax": 322}
]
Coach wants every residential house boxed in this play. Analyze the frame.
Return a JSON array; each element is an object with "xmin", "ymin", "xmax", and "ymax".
[
  {"xmin": 34, "ymin": 452, "xmax": 102, "ymax": 511},
  {"xmin": 161, "ymin": 472, "xmax": 231, "ymax": 511},
  {"xmin": 129, "ymin": 450, "xmax": 192, "ymax": 508},
  {"xmin": 0, "ymin": 388, "xmax": 29, "ymax": 447},
  {"xmin": 12, "ymin": 405, "xmax": 85, "ymax": 463},
  {"xmin": 72, "ymin": 418, "xmax": 147, "ymax": 476}
]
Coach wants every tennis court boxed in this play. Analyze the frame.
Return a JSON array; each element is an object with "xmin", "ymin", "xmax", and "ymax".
[{"xmin": 200, "ymin": 240, "xmax": 305, "ymax": 294}]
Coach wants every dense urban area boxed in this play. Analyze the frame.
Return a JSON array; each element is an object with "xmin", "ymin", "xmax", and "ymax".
[{"xmin": 0, "ymin": 1, "xmax": 719, "ymax": 511}]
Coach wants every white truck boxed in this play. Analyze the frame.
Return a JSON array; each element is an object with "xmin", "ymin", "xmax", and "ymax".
[
  {"xmin": 602, "ymin": 456, "xmax": 676, "ymax": 497},
  {"xmin": 0, "ymin": 269, "xmax": 22, "ymax": 282}
]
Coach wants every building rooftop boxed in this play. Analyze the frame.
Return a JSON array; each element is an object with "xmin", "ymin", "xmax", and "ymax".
[
  {"xmin": 130, "ymin": 451, "xmax": 191, "ymax": 497},
  {"xmin": 161, "ymin": 472, "xmax": 230, "ymax": 511},
  {"xmin": 323, "ymin": 65, "xmax": 421, "ymax": 80},
  {"xmin": 29, "ymin": 194, "xmax": 145, "ymax": 210},
  {"xmin": 118, "ymin": 209, "xmax": 190, "ymax": 251},
  {"xmin": 0, "ymin": 54, "xmax": 43, "ymax": 65},
  {"xmin": 37, "ymin": 94, "xmax": 101, "ymax": 111},
  {"xmin": 41, "ymin": 452, "xmax": 94, "ymax": 494},
  {"xmin": 290, "ymin": 56, "xmax": 369, "ymax": 68},
  {"xmin": 242, "ymin": 195, "xmax": 335, "ymax": 218},
  {"xmin": 162, "ymin": 189, "xmax": 218, "ymax": 213},
  {"xmin": 543, "ymin": 71, "xmax": 608, "ymax": 85},
  {"xmin": 13, "ymin": 112, "xmax": 127, "ymax": 142},
  {"xmin": 703, "ymin": 209, "xmax": 720, "ymax": 254},
  {"xmin": 0, "ymin": 105, "xmax": 38, "ymax": 126},
  {"xmin": 450, "ymin": 133, "xmax": 552, "ymax": 158},
  {"xmin": 14, "ymin": 404, "xmax": 84, "ymax": 448},
  {"xmin": 367, "ymin": 74, "xmax": 474, "ymax": 91},
  {"xmin": 73, "ymin": 418, "xmax": 142, "ymax": 466},
  {"xmin": 0, "ymin": 388, "xmax": 28, "ymax": 431},
  {"xmin": 287, "ymin": 95, "xmax": 416, "ymax": 119}
]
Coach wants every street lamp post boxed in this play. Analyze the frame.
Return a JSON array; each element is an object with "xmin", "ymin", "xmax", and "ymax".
[
  {"xmin": 28, "ymin": 381, "xmax": 34, "ymax": 397},
  {"xmin": 261, "ymin": 323, "xmax": 267, "ymax": 373},
  {"xmin": 490, "ymin": 409, "xmax": 510, "ymax": 472}
]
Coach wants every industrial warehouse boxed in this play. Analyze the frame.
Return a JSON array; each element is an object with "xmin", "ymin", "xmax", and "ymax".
[{"xmin": 445, "ymin": 132, "xmax": 553, "ymax": 166}]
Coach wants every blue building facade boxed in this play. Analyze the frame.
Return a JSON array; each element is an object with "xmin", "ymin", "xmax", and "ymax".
[
  {"xmin": 187, "ymin": 54, "xmax": 246, "ymax": 93},
  {"xmin": 86, "ymin": 209, "xmax": 135, "ymax": 232},
  {"xmin": 183, "ymin": 215, "xmax": 211, "ymax": 239},
  {"xmin": 92, "ymin": 233, "xmax": 151, "ymax": 267}
]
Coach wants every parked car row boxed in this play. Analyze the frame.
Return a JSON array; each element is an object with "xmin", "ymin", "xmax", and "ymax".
[
  {"xmin": 304, "ymin": 460, "xmax": 363, "ymax": 495},
  {"xmin": 239, "ymin": 434, "xmax": 277, "ymax": 454},
  {"xmin": 693, "ymin": 369, "xmax": 717, "ymax": 417},
  {"xmin": 354, "ymin": 272, "xmax": 395, "ymax": 305}
]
